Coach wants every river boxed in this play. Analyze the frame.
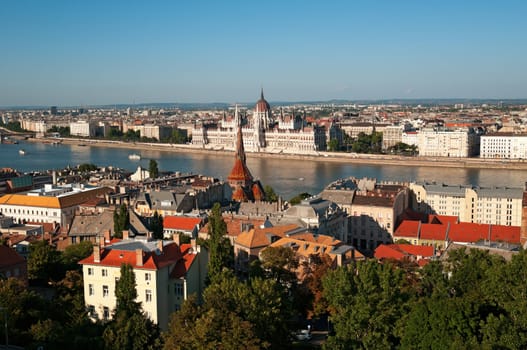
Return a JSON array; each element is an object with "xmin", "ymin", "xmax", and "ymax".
[{"xmin": 1, "ymin": 141, "xmax": 526, "ymax": 199}]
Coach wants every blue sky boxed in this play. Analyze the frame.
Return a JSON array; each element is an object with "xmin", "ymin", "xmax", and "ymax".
[{"xmin": 1, "ymin": 0, "xmax": 526, "ymax": 106}]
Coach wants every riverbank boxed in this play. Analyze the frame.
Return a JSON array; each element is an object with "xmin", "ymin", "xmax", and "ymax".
[{"xmin": 28, "ymin": 137, "xmax": 527, "ymax": 170}]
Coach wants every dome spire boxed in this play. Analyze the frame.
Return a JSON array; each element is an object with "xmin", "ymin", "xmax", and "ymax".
[{"xmin": 260, "ymin": 87, "xmax": 264, "ymax": 100}]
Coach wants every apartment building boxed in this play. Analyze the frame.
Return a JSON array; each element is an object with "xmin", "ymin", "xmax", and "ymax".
[
  {"xmin": 70, "ymin": 120, "xmax": 98, "ymax": 137},
  {"xmin": 410, "ymin": 182, "xmax": 524, "ymax": 226},
  {"xmin": 417, "ymin": 127, "xmax": 480, "ymax": 157},
  {"xmin": 480, "ymin": 133, "xmax": 527, "ymax": 159},
  {"xmin": 80, "ymin": 237, "xmax": 207, "ymax": 330}
]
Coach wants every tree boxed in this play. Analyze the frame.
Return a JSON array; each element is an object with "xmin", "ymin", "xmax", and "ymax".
[
  {"xmin": 323, "ymin": 260, "xmax": 410, "ymax": 349},
  {"xmin": 263, "ymin": 185, "xmax": 278, "ymax": 202},
  {"xmin": 78, "ymin": 163, "xmax": 97, "ymax": 172},
  {"xmin": 207, "ymin": 203, "xmax": 233, "ymax": 283},
  {"xmin": 113, "ymin": 204, "xmax": 130, "ymax": 239},
  {"xmin": 61, "ymin": 240, "xmax": 93, "ymax": 271},
  {"xmin": 103, "ymin": 263, "xmax": 160, "ymax": 350},
  {"xmin": 149, "ymin": 159, "xmax": 159, "ymax": 179},
  {"xmin": 28, "ymin": 240, "xmax": 63, "ymax": 283},
  {"xmin": 288, "ymin": 192, "xmax": 311, "ymax": 206},
  {"xmin": 301, "ymin": 253, "xmax": 333, "ymax": 318},
  {"xmin": 150, "ymin": 211, "xmax": 164, "ymax": 240},
  {"xmin": 328, "ymin": 138, "xmax": 339, "ymax": 151}
]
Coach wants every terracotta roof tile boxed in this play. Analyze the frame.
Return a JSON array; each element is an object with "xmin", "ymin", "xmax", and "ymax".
[{"xmin": 164, "ymin": 216, "xmax": 202, "ymax": 231}]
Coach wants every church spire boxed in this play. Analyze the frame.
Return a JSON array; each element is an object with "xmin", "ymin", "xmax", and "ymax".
[
  {"xmin": 260, "ymin": 87, "xmax": 264, "ymax": 100},
  {"xmin": 235, "ymin": 117, "xmax": 246, "ymax": 164}
]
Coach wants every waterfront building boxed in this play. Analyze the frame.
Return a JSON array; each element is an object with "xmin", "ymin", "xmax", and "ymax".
[
  {"xmin": 382, "ymin": 125, "xmax": 404, "ymax": 150},
  {"xmin": 70, "ymin": 120, "xmax": 98, "ymax": 137},
  {"xmin": 409, "ymin": 182, "xmax": 524, "ymax": 227},
  {"xmin": 0, "ymin": 184, "xmax": 111, "ymax": 227},
  {"xmin": 123, "ymin": 124, "xmax": 172, "ymax": 141},
  {"xmin": 417, "ymin": 127, "xmax": 480, "ymax": 157},
  {"xmin": 401, "ymin": 130, "xmax": 419, "ymax": 147},
  {"xmin": 80, "ymin": 236, "xmax": 207, "ymax": 330},
  {"xmin": 339, "ymin": 122, "xmax": 390, "ymax": 139},
  {"xmin": 191, "ymin": 90, "xmax": 327, "ymax": 154},
  {"xmin": 480, "ymin": 133, "xmax": 527, "ymax": 159}
]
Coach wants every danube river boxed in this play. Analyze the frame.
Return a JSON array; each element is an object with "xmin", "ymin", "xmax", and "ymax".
[{"xmin": 2, "ymin": 141, "xmax": 526, "ymax": 199}]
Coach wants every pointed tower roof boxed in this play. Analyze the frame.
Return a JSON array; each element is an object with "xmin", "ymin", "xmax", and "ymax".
[
  {"xmin": 255, "ymin": 88, "xmax": 270, "ymax": 112},
  {"xmin": 227, "ymin": 122, "xmax": 253, "ymax": 183}
]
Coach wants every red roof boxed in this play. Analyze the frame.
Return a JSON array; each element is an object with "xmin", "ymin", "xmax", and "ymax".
[
  {"xmin": 79, "ymin": 241, "xmax": 192, "ymax": 271},
  {"xmin": 170, "ymin": 244, "xmax": 197, "ymax": 278},
  {"xmin": 374, "ymin": 244, "xmax": 434, "ymax": 261},
  {"xmin": 0, "ymin": 245, "xmax": 25, "ymax": 268},
  {"xmin": 420, "ymin": 223, "xmax": 448, "ymax": 241},
  {"xmin": 394, "ymin": 221, "xmax": 420, "ymax": 239},
  {"xmin": 164, "ymin": 216, "xmax": 202, "ymax": 231}
]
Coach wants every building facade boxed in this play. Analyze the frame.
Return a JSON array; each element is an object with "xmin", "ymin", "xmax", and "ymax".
[
  {"xmin": 410, "ymin": 182, "xmax": 524, "ymax": 227},
  {"xmin": 192, "ymin": 91, "xmax": 327, "ymax": 154},
  {"xmin": 80, "ymin": 237, "xmax": 207, "ymax": 330},
  {"xmin": 480, "ymin": 133, "xmax": 527, "ymax": 159},
  {"xmin": 417, "ymin": 127, "xmax": 480, "ymax": 157}
]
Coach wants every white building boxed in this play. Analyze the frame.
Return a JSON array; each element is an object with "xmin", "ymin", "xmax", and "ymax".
[
  {"xmin": 410, "ymin": 182, "xmax": 524, "ymax": 227},
  {"xmin": 191, "ymin": 90, "xmax": 327, "ymax": 154},
  {"xmin": 417, "ymin": 128, "xmax": 479, "ymax": 157},
  {"xmin": 70, "ymin": 120, "xmax": 97, "ymax": 137},
  {"xmin": 80, "ymin": 237, "xmax": 207, "ymax": 330},
  {"xmin": 0, "ymin": 184, "xmax": 110, "ymax": 226},
  {"xmin": 480, "ymin": 133, "xmax": 527, "ymax": 159}
]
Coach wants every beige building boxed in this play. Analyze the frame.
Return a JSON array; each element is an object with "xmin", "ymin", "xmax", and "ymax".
[
  {"xmin": 80, "ymin": 237, "xmax": 207, "ymax": 330},
  {"xmin": 480, "ymin": 133, "xmax": 527, "ymax": 159},
  {"xmin": 417, "ymin": 127, "xmax": 479, "ymax": 157},
  {"xmin": 320, "ymin": 177, "xmax": 409, "ymax": 252},
  {"xmin": 409, "ymin": 182, "xmax": 524, "ymax": 227},
  {"xmin": 70, "ymin": 120, "xmax": 98, "ymax": 137}
]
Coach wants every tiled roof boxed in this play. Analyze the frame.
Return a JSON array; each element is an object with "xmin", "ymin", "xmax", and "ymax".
[
  {"xmin": 79, "ymin": 240, "xmax": 191, "ymax": 270},
  {"xmin": 164, "ymin": 216, "xmax": 202, "ymax": 231},
  {"xmin": 420, "ymin": 223, "xmax": 448, "ymax": 241},
  {"xmin": 171, "ymin": 244, "xmax": 197, "ymax": 278},
  {"xmin": 235, "ymin": 224, "xmax": 300, "ymax": 249},
  {"xmin": 374, "ymin": 244, "xmax": 434, "ymax": 261},
  {"xmin": 0, "ymin": 194, "xmax": 61, "ymax": 208},
  {"xmin": 0, "ymin": 245, "xmax": 25, "ymax": 268},
  {"xmin": 394, "ymin": 221, "xmax": 420, "ymax": 238}
]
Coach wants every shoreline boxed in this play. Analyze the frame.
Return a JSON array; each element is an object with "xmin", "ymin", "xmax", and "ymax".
[{"xmin": 27, "ymin": 137, "xmax": 527, "ymax": 170}]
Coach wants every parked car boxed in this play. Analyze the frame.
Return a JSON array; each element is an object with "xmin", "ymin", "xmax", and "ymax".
[{"xmin": 294, "ymin": 329, "xmax": 312, "ymax": 341}]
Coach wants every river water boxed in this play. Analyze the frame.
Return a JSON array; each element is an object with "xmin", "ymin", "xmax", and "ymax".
[{"xmin": 1, "ymin": 141, "xmax": 526, "ymax": 199}]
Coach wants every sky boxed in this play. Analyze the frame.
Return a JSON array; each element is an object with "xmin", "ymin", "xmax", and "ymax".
[{"xmin": 1, "ymin": 0, "xmax": 526, "ymax": 106}]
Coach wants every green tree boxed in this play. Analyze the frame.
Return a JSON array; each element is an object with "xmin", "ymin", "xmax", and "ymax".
[
  {"xmin": 207, "ymin": 203, "xmax": 233, "ymax": 283},
  {"xmin": 328, "ymin": 138, "xmax": 339, "ymax": 151},
  {"xmin": 113, "ymin": 204, "xmax": 130, "ymax": 239},
  {"xmin": 288, "ymin": 192, "xmax": 311, "ymax": 206},
  {"xmin": 263, "ymin": 185, "xmax": 278, "ymax": 202},
  {"xmin": 150, "ymin": 211, "xmax": 164, "ymax": 240},
  {"xmin": 103, "ymin": 263, "xmax": 161, "ymax": 350},
  {"xmin": 61, "ymin": 240, "xmax": 93, "ymax": 271},
  {"xmin": 323, "ymin": 260, "xmax": 410, "ymax": 349},
  {"xmin": 149, "ymin": 159, "xmax": 159, "ymax": 179},
  {"xmin": 28, "ymin": 240, "xmax": 63, "ymax": 283},
  {"xmin": 78, "ymin": 163, "xmax": 97, "ymax": 172}
]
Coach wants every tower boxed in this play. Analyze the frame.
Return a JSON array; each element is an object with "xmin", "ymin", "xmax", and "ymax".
[{"xmin": 227, "ymin": 119, "xmax": 265, "ymax": 202}]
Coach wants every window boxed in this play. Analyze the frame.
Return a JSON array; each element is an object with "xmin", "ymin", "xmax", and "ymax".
[
  {"xmin": 102, "ymin": 269, "xmax": 108, "ymax": 277},
  {"xmin": 89, "ymin": 284, "xmax": 94, "ymax": 296},
  {"xmin": 88, "ymin": 267, "xmax": 93, "ymax": 276},
  {"xmin": 145, "ymin": 289, "xmax": 152, "ymax": 302},
  {"xmin": 145, "ymin": 273, "xmax": 151, "ymax": 281},
  {"xmin": 87, "ymin": 305, "xmax": 96, "ymax": 318},
  {"xmin": 103, "ymin": 285, "xmax": 109, "ymax": 297},
  {"xmin": 175, "ymin": 283, "xmax": 183, "ymax": 297},
  {"xmin": 103, "ymin": 307, "xmax": 110, "ymax": 320}
]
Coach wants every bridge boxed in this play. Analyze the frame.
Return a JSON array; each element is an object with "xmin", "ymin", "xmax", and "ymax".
[{"xmin": 0, "ymin": 126, "xmax": 35, "ymax": 143}]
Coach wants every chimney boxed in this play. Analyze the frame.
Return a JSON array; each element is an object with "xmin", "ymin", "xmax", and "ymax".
[
  {"xmin": 52, "ymin": 170, "xmax": 57, "ymax": 185},
  {"xmin": 123, "ymin": 230, "xmax": 129, "ymax": 240},
  {"xmin": 173, "ymin": 233, "xmax": 180, "ymax": 246},
  {"xmin": 136, "ymin": 248, "xmax": 143, "ymax": 267},
  {"xmin": 191, "ymin": 238, "xmax": 197, "ymax": 253},
  {"xmin": 157, "ymin": 240, "xmax": 164, "ymax": 253},
  {"xmin": 94, "ymin": 245, "xmax": 101, "ymax": 263},
  {"xmin": 103, "ymin": 230, "xmax": 111, "ymax": 245}
]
